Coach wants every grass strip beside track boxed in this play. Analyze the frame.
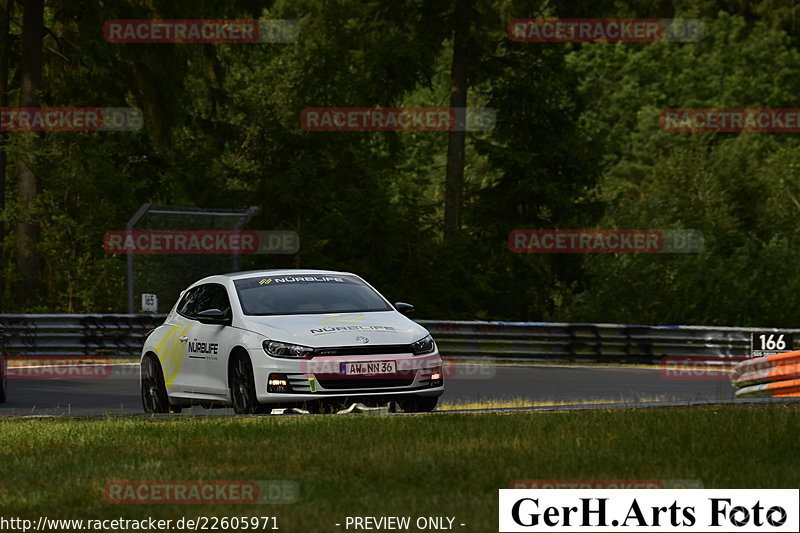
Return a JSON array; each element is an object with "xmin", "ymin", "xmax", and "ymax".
[
  {"xmin": 436, "ymin": 395, "xmax": 678, "ymax": 410},
  {"xmin": 1, "ymin": 405, "xmax": 798, "ymax": 531}
]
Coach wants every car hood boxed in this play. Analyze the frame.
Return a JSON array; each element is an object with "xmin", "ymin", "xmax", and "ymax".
[{"xmin": 237, "ymin": 311, "xmax": 428, "ymax": 347}]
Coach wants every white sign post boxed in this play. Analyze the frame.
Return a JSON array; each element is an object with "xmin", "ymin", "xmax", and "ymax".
[{"xmin": 141, "ymin": 293, "xmax": 158, "ymax": 313}]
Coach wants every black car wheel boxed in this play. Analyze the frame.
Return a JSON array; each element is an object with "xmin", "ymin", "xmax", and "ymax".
[
  {"xmin": 141, "ymin": 355, "xmax": 173, "ymax": 414},
  {"xmin": 230, "ymin": 353, "xmax": 260, "ymax": 414}
]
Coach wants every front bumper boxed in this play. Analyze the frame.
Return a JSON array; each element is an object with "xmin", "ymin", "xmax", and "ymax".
[{"xmin": 252, "ymin": 352, "xmax": 444, "ymax": 404}]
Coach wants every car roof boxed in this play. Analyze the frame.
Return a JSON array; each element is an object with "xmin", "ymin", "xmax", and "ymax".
[{"xmin": 192, "ymin": 269, "xmax": 356, "ymax": 285}]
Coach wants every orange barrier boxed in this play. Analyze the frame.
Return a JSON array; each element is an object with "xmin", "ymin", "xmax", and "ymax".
[{"xmin": 732, "ymin": 350, "xmax": 800, "ymax": 398}]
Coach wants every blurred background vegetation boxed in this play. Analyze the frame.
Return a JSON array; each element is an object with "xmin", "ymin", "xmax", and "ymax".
[{"xmin": 2, "ymin": 0, "xmax": 800, "ymax": 326}]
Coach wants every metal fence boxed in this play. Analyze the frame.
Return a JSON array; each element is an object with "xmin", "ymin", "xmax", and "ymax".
[{"xmin": 0, "ymin": 314, "xmax": 794, "ymax": 363}]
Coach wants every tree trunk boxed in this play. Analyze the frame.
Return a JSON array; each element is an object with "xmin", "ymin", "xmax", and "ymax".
[
  {"xmin": 15, "ymin": 0, "xmax": 43, "ymax": 305},
  {"xmin": 0, "ymin": 0, "xmax": 11, "ymax": 306},
  {"xmin": 444, "ymin": 0, "xmax": 468, "ymax": 235}
]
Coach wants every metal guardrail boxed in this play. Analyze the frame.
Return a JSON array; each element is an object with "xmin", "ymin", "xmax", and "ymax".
[
  {"xmin": 419, "ymin": 320, "xmax": 800, "ymax": 364},
  {"xmin": 0, "ymin": 315, "xmax": 796, "ymax": 363},
  {"xmin": 0, "ymin": 314, "xmax": 166, "ymax": 357}
]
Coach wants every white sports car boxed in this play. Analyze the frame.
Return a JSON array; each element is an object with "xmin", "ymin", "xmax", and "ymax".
[{"xmin": 140, "ymin": 270, "xmax": 444, "ymax": 414}]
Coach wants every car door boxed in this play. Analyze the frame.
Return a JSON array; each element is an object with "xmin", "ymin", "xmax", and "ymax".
[
  {"xmin": 182, "ymin": 283, "xmax": 234, "ymax": 397},
  {"xmin": 152, "ymin": 287, "xmax": 199, "ymax": 394}
]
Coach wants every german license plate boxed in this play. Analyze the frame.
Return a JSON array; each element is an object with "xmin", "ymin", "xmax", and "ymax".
[{"xmin": 339, "ymin": 360, "xmax": 396, "ymax": 375}]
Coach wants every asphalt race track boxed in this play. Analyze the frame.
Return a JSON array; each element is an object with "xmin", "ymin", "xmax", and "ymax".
[{"xmin": 0, "ymin": 362, "xmax": 736, "ymax": 417}]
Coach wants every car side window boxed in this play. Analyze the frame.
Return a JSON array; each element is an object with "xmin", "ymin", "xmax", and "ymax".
[
  {"xmin": 194, "ymin": 284, "xmax": 232, "ymax": 318},
  {"xmin": 176, "ymin": 288, "xmax": 201, "ymax": 318}
]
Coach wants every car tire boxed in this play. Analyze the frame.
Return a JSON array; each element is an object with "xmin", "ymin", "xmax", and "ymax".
[
  {"xmin": 141, "ymin": 355, "xmax": 172, "ymax": 414},
  {"xmin": 229, "ymin": 353, "xmax": 260, "ymax": 414},
  {"xmin": 397, "ymin": 395, "xmax": 438, "ymax": 413}
]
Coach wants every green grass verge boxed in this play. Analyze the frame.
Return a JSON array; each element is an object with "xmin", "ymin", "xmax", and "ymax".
[
  {"xmin": 1, "ymin": 404, "xmax": 798, "ymax": 531},
  {"xmin": 436, "ymin": 395, "xmax": 677, "ymax": 410}
]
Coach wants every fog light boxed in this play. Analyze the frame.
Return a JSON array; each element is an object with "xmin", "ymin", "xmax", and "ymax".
[
  {"xmin": 268, "ymin": 373, "xmax": 291, "ymax": 393},
  {"xmin": 429, "ymin": 367, "xmax": 443, "ymax": 387}
]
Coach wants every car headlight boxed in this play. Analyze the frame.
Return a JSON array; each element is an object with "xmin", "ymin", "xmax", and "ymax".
[
  {"xmin": 263, "ymin": 340, "xmax": 313, "ymax": 359},
  {"xmin": 411, "ymin": 335, "xmax": 436, "ymax": 355}
]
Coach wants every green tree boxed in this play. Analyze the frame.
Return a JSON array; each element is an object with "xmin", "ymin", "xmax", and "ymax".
[{"xmin": 564, "ymin": 12, "xmax": 800, "ymax": 325}]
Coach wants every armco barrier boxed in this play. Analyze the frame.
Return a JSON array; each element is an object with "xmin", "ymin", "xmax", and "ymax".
[
  {"xmin": 0, "ymin": 314, "xmax": 166, "ymax": 357},
  {"xmin": 0, "ymin": 315, "xmax": 795, "ymax": 364},
  {"xmin": 731, "ymin": 350, "xmax": 800, "ymax": 398},
  {"xmin": 418, "ymin": 320, "xmax": 800, "ymax": 364}
]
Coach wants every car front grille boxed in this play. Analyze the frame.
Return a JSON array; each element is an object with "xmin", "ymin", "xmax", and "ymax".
[
  {"xmin": 285, "ymin": 372, "xmax": 421, "ymax": 392},
  {"xmin": 314, "ymin": 376, "xmax": 416, "ymax": 389},
  {"xmin": 311, "ymin": 344, "xmax": 411, "ymax": 356}
]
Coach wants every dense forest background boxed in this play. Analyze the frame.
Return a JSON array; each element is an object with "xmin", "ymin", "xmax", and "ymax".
[{"xmin": 2, "ymin": 0, "xmax": 800, "ymax": 326}]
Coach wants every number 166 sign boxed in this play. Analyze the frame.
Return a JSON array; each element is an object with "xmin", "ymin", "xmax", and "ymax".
[{"xmin": 751, "ymin": 332, "xmax": 793, "ymax": 358}]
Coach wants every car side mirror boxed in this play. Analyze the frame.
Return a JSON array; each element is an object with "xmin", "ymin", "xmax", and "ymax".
[
  {"xmin": 196, "ymin": 308, "xmax": 231, "ymax": 325},
  {"xmin": 394, "ymin": 302, "xmax": 415, "ymax": 316}
]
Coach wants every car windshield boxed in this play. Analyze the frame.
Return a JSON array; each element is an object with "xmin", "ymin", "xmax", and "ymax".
[{"xmin": 233, "ymin": 274, "xmax": 393, "ymax": 315}]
